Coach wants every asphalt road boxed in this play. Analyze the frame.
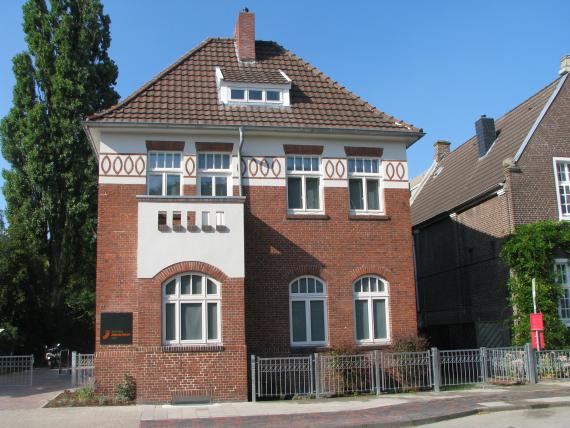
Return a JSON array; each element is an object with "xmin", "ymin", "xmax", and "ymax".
[{"xmin": 427, "ymin": 407, "xmax": 570, "ymax": 428}]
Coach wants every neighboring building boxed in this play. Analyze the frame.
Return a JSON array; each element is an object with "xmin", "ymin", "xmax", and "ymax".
[
  {"xmin": 411, "ymin": 56, "xmax": 570, "ymax": 349},
  {"xmin": 83, "ymin": 10, "xmax": 423, "ymax": 403}
]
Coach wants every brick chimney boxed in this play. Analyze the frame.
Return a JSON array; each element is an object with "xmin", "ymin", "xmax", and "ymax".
[
  {"xmin": 433, "ymin": 140, "xmax": 451, "ymax": 163},
  {"xmin": 234, "ymin": 9, "xmax": 255, "ymax": 62},
  {"xmin": 560, "ymin": 55, "xmax": 570, "ymax": 76},
  {"xmin": 475, "ymin": 115, "xmax": 496, "ymax": 157}
]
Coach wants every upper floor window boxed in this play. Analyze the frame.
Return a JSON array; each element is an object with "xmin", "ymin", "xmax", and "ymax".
[
  {"xmin": 148, "ymin": 152, "xmax": 182, "ymax": 196},
  {"xmin": 289, "ymin": 277, "xmax": 327, "ymax": 346},
  {"xmin": 555, "ymin": 259, "xmax": 570, "ymax": 325},
  {"xmin": 163, "ymin": 273, "xmax": 221, "ymax": 345},
  {"xmin": 348, "ymin": 158, "xmax": 381, "ymax": 213},
  {"xmin": 353, "ymin": 276, "xmax": 390, "ymax": 344},
  {"xmin": 198, "ymin": 153, "xmax": 231, "ymax": 197},
  {"xmin": 554, "ymin": 159, "xmax": 570, "ymax": 220},
  {"xmin": 229, "ymin": 88, "xmax": 283, "ymax": 104},
  {"xmin": 286, "ymin": 156, "xmax": 322, "ymax": 212}
]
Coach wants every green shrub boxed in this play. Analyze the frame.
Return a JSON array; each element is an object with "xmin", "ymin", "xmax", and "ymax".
[
  {"xmin": 76, "ymin": 383, "xmax": 96, "ymax": 401},
  {"xmin": 390, "ymin": 335, "xmax": 430, "ymax": 352},
  {"xmin": 501, "ymin": 220, "xmax": 570, "ymax": 348},
  {"xmin": 115, "ymin": 374, "xmax": 136, "ymax": 401}
]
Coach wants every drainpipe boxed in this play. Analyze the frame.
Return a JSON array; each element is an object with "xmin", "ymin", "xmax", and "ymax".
[{"xmin": 238, "ymin": 126, "xmax": 245, "ymax": 196}]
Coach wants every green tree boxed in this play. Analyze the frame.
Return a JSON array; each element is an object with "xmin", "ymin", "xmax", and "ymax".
[
  {"xmin": 0, "ymin": 0, "xmax": 118, "ymax": 355},
  {"xmin": 501, "ymin": 221, "xmax": 570, "ymax": 348}
]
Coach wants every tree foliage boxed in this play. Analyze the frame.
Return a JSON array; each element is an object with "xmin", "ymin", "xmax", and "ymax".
[
  {"xmin": 501, "ymin": 221, "xmax": 570, "ymax": 348},
  {"xmin": 0, "ymin": 0, "xmax": 118, "ymax": 355}
]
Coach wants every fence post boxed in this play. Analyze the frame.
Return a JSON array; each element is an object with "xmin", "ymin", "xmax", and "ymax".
[
  {"xmin": 431, "ymin": 347, "xmax": 440, "ymax": 392},
  {"xmin": 480, "ymin": 347, "xmax": 488, "ymax": 384},
  {"xmin": 250, "ymin": 354, "xmax": 256, "ymax": 402},
  {"xmin": 71, "ymin": 351, "xmax": 77, "ymax": 387},
  {"xmin": 373, "ymin": 350, "xmax": 380, "ymax": 395},
  {"xmin": 525, "ymin": 343, "xmax": 537, "ymax": 384},
  {"xmin": 314, "ymin": 353, "xmax": 320, "ymax": 398},
  {"xmin": 29, "ymin": 355, "xmax": 34, "ymax": 387}
]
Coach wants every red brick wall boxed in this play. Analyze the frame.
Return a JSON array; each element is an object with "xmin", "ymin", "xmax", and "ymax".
[
  {"xmin": 95, "ymin": 184, "xmax": 247, "ymax": 402},
  {"xmin": 243, "ymin": 185, "xmax": 418, "ymax": 355},
  {"xmin": 509, "ymin": 77, "xmax": 570, "ymax": 225}
]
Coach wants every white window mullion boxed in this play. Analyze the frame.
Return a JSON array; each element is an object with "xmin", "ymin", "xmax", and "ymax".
[{"xmin": 305, "ymin": 297, "xmax": 312, "ymax": 344}]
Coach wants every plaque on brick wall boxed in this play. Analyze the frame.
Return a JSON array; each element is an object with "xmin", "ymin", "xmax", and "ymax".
[{"xmin": 100, "ymin": 312, "xmax": 133, "ymax": 345}]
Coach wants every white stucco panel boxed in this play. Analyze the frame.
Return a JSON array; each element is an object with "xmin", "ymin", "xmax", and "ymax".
[{"xmin": 137, "ymin": 200, "xmax": 245, "ymax": 279}]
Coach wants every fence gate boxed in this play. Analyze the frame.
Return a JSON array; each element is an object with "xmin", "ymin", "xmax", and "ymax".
[
  {"xmin": 318, "ymin": 353, "xmax": 374, "ymax": 396},
  {"xmin": 486, "ymin": 347, "xmax": 528, "ymax": 384},
  {"xmin": 72, "ymin": 352, "xmax": 94, "ymax": 387},
  {"xmin": 0, "ymin": 355, "xmax": 34, "ymax": 387},
  {"xmin": 253, "ymin": 356, "xmax": 313, "ymax": 400}
]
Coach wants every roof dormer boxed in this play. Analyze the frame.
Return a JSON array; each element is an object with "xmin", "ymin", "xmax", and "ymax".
[{"xmin": 215, "ymin": 66, "xmax": 292, "ymax": 107}]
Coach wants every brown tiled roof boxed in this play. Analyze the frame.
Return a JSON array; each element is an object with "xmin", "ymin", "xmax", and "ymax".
[
  {"xmin": 411, "ymin": 77, "xmax": 563, "ymax": 226},
  {"xmin": 87, "ymin": 38, "xmax": 420, "ymax": 133},
  {"xmin": 221, "ymin": 68, "xmax": 289, "ymax": 84}
]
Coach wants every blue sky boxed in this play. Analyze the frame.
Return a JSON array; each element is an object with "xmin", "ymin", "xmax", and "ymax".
[{"xmin": 1, "ymin": 0, "xmax": 568, "ymax": 212}]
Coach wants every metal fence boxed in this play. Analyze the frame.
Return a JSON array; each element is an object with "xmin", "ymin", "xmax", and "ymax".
[
  {"xmin": 318, "ymin": 353, "xmax": 374, "ymax": 396},
  {"xmin": 0, "ymin": 355, "xmax": 34, "ymax": 387},
  {"xmin": 536, "ymin": 350, "xmax": 570, "ymax": 380},
  {"xmin": 72, "ymin": 352, "xmax": 94, "ymax": 387},
  {"xmin": 379, "ymin": 350, "xmax": 432, "ymax": 392},
  {"xmin": 440, "ymin": 349, "xmax": 484, "ymax": 387},
  {"xmin": 251, "ymin": 344, "xmax": 547, "ymax": 401},
  {"xmin": 253, "ymin": 356, "xmax": 313, "ymax": 398},
  {"xmin": 486, "ymin": 347, "xmax": 528, "ymax": 384}
]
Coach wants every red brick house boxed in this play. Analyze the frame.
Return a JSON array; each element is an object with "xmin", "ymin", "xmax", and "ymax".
[
  {"xmin": 411, "ymin": 57, "xmax": 570, "ymax": 349},
  {"xmin": 83, "ymin": 10, "xmax": 423, "ymax": 403}
]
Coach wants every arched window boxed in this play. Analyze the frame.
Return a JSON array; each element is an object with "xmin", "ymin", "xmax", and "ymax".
[
  {"xmin": 289, "ymin": 276, "xmax": 327, "ymax": 346},
  {"xmin": 353, "ymin": 276, "xmax": 390, "ymax": 344},
  {"xmin": 162, "ymin": 273, "xmax": 221, "ymax": 345}
]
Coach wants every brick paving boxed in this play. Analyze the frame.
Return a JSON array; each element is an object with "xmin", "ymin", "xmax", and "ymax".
[{"xmin": 140, "ymin": 383, "xmax": 570, "ymax": 427}]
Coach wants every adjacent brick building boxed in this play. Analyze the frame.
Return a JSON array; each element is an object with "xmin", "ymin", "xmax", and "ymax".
[
  {"xmin": 411, "ymin": 57, "xmax": 570, "ymax": 348},
  {"xmin": 83, "ymin": 10, "xmax": 423, "ymax": 403}
]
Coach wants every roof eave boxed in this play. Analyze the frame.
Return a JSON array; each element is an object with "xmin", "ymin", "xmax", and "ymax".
[{"xmin": 82, "ymin": 120, "xmax": 425, "ymax": 141}]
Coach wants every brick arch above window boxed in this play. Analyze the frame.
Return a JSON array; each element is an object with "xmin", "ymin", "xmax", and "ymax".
[
  {"xmin": 154, "ymin": 261, "xmax": 230, "ymax": 284},
  {"xmin": 282, "ymin": 264, "xmax": 333, "ymax": 285},
  {"xmin": 347, "ymin": 265, "xmax": 396, "ymax": 285}
]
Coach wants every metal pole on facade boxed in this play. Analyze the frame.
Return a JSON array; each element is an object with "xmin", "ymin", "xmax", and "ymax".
[{"xmin": 250, "ymin": 355, "xmax": 256, "ymax": 402}]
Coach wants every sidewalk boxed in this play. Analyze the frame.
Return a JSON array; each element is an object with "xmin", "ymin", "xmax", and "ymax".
[{"xmin": 2, "ymin": 382, "xmax": 570, "ymax": 427}]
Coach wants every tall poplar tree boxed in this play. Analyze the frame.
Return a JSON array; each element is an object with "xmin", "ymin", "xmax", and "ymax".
[{"xmin": 0, "ymin": 0, "xmax": 119, "ymax": 353}]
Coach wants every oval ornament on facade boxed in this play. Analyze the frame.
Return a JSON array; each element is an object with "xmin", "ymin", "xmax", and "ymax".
[
  {"xmin": 386, "ymin": 162, "xmax": 395, "ymax": 180},
  {"xmin": 185, "ymin": 156, "xmax": 196, "ymax": 177},
  {"xmin": 335, "ymin": 160, "xmax": 345, "ymax": 178},
  {"xmin": 112, "ymin": 156, "xmax": 123, "ymax": 175},
  {"xmin": 240, "ymin": 159, "xmax": 247, "ymax": 177},
  {"xmin": 396, "ymin": 162, "xmax": 405, "ymax": 180},
  {"xmin": 259, "ymin": 158, "xmax": 270, "ymax": 177},
  {"xmin": 100, "ymin": 155, "xmax": 111, "ymax": 175},
  {"xmin": 124, "ymin": 156, "xmax": 134, "ymax": 175},
  {"xmin": 325, "ymin": 160, "xmax": 335, "ymax": 178},
  {"xmin": 271, "ymin": 158, "xmax": 281, "ymax": 177},
  {"xmin": 248, "ymin": 158, "xmax": 259, "ymax": 177},
  {"xmin": 135, "ymin": 156, "xmax": 146, "ymax": 176}
]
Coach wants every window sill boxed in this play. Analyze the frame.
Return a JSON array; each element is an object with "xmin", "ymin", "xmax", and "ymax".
[
  {"xmin": 290, "ymin": 344, "xmax": 329, "ymax": 351},
  {"xmin": 349, "ymin": 214, "xmax": 390, "ymax": 221},
  {"xmin": 286, "ymin": 214, "xmax": 330, "ymax": 220},
  {"xmin": 161, "ymin": 344, "xmax": 224, "ymax": 353}
]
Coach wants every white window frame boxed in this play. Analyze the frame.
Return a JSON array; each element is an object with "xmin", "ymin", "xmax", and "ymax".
[
  {"xmin": 289, "ymin": 276, "xmax": 328, "ymax": 347},
  {"xmin": 228, "ymin": 87, "xmax": 284, "ymax": 104},
  {"xmin": 162, "ymin": 273, "xmax": 222, "ymax": 345},
  {"xmin": 197, "ymin": 152, "xmax": 232, "ymax": 197},
  {"xmin": 147, "ymin": 151, "xmax": 183, "ymax": 196},
  {"xmin": 347, "ymin": 157, "xmax": 383, "ymax": 214},
  {"xmin": 353, "ymin": 276, "xmax": 390, "ymax": 345},
  {"xmin": 286, "ymin": 155, "xmax": 323, "ymax": 214},
  {"xmin": 555, "ymin": 258, "xmax": 570, "ymax": 326},
  {"xmin": 553, "ymin": 158, "xmax": 570, "ymax": 221}
]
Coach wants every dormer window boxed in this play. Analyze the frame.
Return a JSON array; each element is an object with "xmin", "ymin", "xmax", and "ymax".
[
  {"xmin": 230, "ymin": 89, "xmax": 245, "ymax": 101},
  {"xmin": 216, "ymin": 67, "xmax": 292, "ymax": 106}
]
